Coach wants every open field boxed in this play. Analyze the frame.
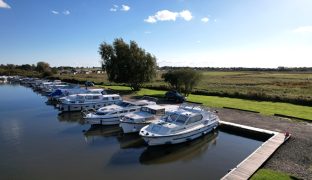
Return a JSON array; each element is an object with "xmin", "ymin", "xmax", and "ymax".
[
  {"xmin": 101, "ymin": 85, "xmax": 312, "ymax": 120},
  {"xmin": 251, "ymin": 169, "xmax": 298, "ymax": 180},
  {"xmin": 55, "ymin": 71, "xmax": 312, "ymax": 106}
]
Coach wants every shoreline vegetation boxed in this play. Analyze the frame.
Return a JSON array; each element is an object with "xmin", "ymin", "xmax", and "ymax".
[
  {"xmin": 50, "ymin": 71, "xmax": 312, "ymax": 107},
  {"xmin": 1, "ymin": 66, "xmax": 311, "ymax": 120}
]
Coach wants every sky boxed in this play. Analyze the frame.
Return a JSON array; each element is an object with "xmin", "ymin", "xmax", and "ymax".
[{"xmin": 1, "ymin": 0, "xmax": 312, "ymax": 68}]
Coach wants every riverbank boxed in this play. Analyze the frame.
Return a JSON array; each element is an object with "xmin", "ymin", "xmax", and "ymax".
[{"xmin": 101, "ymin": 85, "xmax": 312, "ymax": 121}]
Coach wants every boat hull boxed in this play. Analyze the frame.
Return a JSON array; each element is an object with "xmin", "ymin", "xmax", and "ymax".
[
  {"xmin": 85, "ymin": 117, "xmax": 120, "ymax": 125},
  {"xmin": 59, "ymin": 102, "xmax": 113, "ymax": 112},
  {"xmin": 141, "ymin": 121, "xmax": 219, "ymax": 146},
  {"xmin": 120, "ymin": 122, "xmax": 150, "ymax": 134}
]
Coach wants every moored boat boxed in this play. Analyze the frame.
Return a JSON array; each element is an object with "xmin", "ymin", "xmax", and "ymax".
[
  {"xmin": 119, "ymin": 104, "xmax": 178, "ymax": 134},
  {"xmin": 59, "ymin": 93, "xmax": 122, "ymax": 112},
  {"xmin": 83, "ymin": 99, "xmax": 156, "ymax": 125},
  {"xmin": 139, "ymin": 103, "xmax": 219, "ymax": 146}
]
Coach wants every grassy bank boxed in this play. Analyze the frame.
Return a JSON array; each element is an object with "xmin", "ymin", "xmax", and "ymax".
[
  {"xmin": 101, "ymin": 85, "xmax": 312, "ymax": 120},
  {"xmin": 251, "ymin": 169, "xmax": 299, "ymax": 180},
  {"xmin": 54, "ymin": 71, "xmax": 312, "ymax": 106}
]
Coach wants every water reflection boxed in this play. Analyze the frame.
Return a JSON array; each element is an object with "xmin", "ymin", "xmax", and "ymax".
[
  {"xmin": 139, "ymin": 131, "xmax": 218, "ymax": 165},
  {"xmin": 83, "ymin": 124, "xmax": 145, "ymax": 149},
  {"xmin": 84, "ymin": 125, "xmax": 122, "ymax": 138},
  {"xmin": 0, "ymin": 85, "xmax": 266, "ymax": 180},
  {"xmin": 57, "ymin": 112, "xmax": 85, "ymax": 124},
  {"xmin": 117, "ymin": 133, "xmax": 145, "ymax": 149}
]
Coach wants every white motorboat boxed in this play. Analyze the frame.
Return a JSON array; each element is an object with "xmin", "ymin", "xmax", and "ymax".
[
  {"xmin": 139, "ymin": 103, "xmax": 219, "ymax": 146},
  {"xmin": 59, "ymin": 93, "xmax": 122, "ymax": 112},
  {"xmin": 119, "ymin": 104, "xmax": 179, "ymax": 134},
  {"xmin": 0, "ymin": 76, "xmax": 8, "ymax": 83},
  {"xmin": 57, "ymin": 88, "xmax": 106, "ymax": 103},
  {"xmin": 48, "ymin": 86, "xmax": 105, "ymax": 101},
  {"xmin": 83, "ymin": 100, "xmax": 157, "ymax": 125}
]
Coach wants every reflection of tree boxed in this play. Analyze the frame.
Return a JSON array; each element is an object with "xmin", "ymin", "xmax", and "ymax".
[
  {"xmin": 57, "ymin": 112, "xmax": 85, "ymax": 124},
  {"xmin": 139, "ymin": 131, "xmax": 218, "ymax": 165}
]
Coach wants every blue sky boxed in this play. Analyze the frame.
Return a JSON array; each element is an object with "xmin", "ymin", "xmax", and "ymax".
[{"xmin": 1, "ymin": 0, "xmax": 312, "ymax": 67}]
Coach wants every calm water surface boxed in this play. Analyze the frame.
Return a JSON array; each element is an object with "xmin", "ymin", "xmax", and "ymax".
[{"xmin": 0, "ymin": 84, "xmax": 264, "ymax": 180}]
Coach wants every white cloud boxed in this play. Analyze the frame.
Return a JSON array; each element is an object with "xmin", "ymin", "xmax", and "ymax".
[
  {"xmin": 144, "ymin": 9, "xmax": 193, "ymax": 23},
  {"xmin": 110, "ymin": 5, "xmax": 118, "ymax": 11},
  {"xmin": 201, "ymin": 17, "xmax": 209, "ymax": 23},
  {"xmin": 121, "ymin": 4, "xmax": 130, "ymax": 11},
  {"xmin": 63, "ymin": 10, "xmax": 70, "ymax": 15},
  {"xmin": 293, "ymin": 26, "xmax": 312, "ymax": 33},
  {"xmin": 0, "ymin": 0, "xmax": 11, "ymax": 9},
  {"xmin": 144, "ymin": 16, "xmax": 157, "ymax": 23},
  {"xmin": 51, "ymin": 10, "xmax": 59, "ymax": 15},
  {"xmin": 179, "ymin": 10, "xmax": 193, "ymax": 21}
]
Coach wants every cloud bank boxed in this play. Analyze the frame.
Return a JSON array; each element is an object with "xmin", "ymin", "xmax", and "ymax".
[
  {"xmin": 293, "ymin": 26, "xmax": 312, "ymax": 33},
  {"xmin": 144, "ymin": 10, "xmax": 193, "ymax": 23},
  {"xmin": 0, "ymin": 0, "xmax": 11, "ymax": 9}
]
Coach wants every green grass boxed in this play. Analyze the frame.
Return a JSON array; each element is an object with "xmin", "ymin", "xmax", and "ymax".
[
  {"xmin": 59, "ymin": 71, "xmax": 312, "ymax": 105},
  {"xmin": 251, "ymin": 169, "xmax": 298, "ymax": 180},
  {"xmin": 101, "ymin": 85, "xmax": 312, "ymax": 120}
]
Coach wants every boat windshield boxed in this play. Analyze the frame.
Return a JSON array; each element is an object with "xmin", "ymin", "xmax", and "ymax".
[
  {"xmin": 175, "ymin": 114, "xmax": 189, "ymax": 124},
  {"xmin": 77, "ymin": 95, "xmax": 84, "ymax": 100},
  {"xmin": 96, "ymin": 111, "xmax": 107, "ymax": 115},
  {"xmin": 169, "ymin": 113, "xmax": 179, "ymax": 121},
  {"xmin": 119, "ymin": 102, "xmax": 131, "ymax": 107}
]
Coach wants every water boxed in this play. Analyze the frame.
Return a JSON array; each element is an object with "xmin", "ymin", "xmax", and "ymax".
[{"xmin": 0, "ymin": 84, "xmax": 265, "ymax": 180}]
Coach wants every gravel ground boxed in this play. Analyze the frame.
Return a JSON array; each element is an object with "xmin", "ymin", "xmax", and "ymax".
[{"xmin": 215, "ymin": 108, "xmax": 312, "ymax": 180}]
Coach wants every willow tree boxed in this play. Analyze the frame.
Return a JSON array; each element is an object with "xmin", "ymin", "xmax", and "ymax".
[
  {"xmin": 162, "ymin": 68, "xmax": 202, "ymax": 96},
  {"xmin": 99, "ymin": 38, "xmax": 157, "ymax": 91}
]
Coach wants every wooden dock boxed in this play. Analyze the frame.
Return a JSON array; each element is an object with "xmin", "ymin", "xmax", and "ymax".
[{"xmin": 220, "ymin": 121, "xmax": 290, "ymax": 180}]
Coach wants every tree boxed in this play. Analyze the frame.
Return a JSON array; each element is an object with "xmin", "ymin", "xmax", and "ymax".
[
  {"xmin": 36, "ymin": 62, "xmax": 50, "ymax": 73},
  {"xmin": 99, "ymin": 38, "xmax": 157, "ymax": 91},
  {"xmin": 162, "ymin": 68, "xmax": 202, "ymax": 96},
  {"xmin": 36, "ymin": 61, "xmax": 53, "ymax": 77}
]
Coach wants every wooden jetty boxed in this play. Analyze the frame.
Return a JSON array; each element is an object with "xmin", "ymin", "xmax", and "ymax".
[{"xmin": 220, "ymin": 121, "xmax": 290, "ymax": 180}]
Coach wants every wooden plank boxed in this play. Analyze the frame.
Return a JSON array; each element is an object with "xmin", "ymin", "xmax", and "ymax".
[{"xmin": 221, "ymin": 132, "xmax": 289, "ymax": 180}]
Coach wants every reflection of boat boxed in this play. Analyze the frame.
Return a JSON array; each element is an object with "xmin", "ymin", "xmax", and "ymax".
[
  {"xmin": 57, "ymin": 112, "xmax": 84, "ymax": 124},
  {"xmin": 116, "ymin": 133, "xmax": 145, "ymax": 149},
  {"xmin": 139, "ymin": 131, "xmax": 218, "ymax": 165},
  {"xmin": 140, "ymin": 103, "xmax": 219, "ymax": 146},
  {"xmin": 84, "ymin": 124, "xmax": 122, "ymax": 138},
  {"xmin": 83, "ymin": 100, "xmax": 156, "ymax": 125},
  {"xmin": 0, "ymin": 76, "xmax": 8, "ymax": 83}
]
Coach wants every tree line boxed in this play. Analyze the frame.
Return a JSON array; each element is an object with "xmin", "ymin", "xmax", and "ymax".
[
  {"xmin": 160, "ymin": 66, "xmax": 312, "ymax": 72},
  {"xmin": 0, "ymin": 62, "xmax": 56, "ymax": 77}
]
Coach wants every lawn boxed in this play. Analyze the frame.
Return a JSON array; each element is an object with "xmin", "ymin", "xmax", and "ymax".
[
  {"xmin": 251, "ymin": 169, "xmax": 298, "ymax": 180},
  {"xmin": 100, "ymin": 85, "xmax": 312, "ymax": 120}
]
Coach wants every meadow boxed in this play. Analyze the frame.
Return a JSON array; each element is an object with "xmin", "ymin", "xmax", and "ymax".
[{"xmin": 55, "ymin": 71, "xmax": 312, "ymax": 106}]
